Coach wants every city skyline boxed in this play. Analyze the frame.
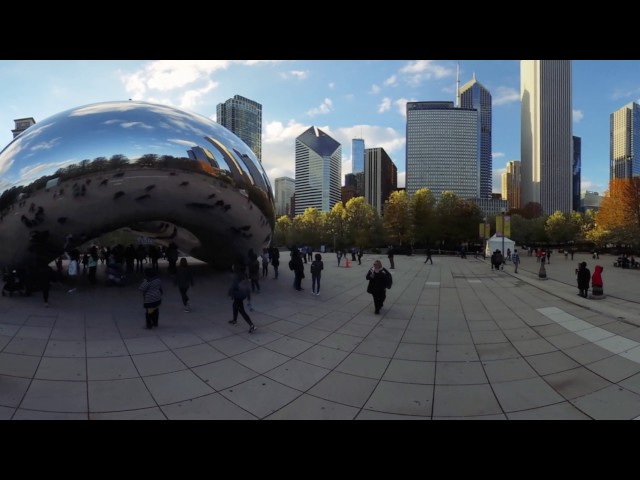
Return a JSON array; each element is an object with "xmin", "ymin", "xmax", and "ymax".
[{"xmin": 0, "ymin": 60, "xmax": 638, "ymax": 197}]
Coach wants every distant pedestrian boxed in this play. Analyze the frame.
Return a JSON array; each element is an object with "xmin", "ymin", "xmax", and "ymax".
[
  {"xmin": 357, "ymin": 247, "xmax": 363, "ymax": 265},
  {"xmin": 512, "ymin": 249, "xmax": 520, "ymax": 273},
  {"xmin": 424, "ymin": 247, "xmax": 433, "ymax": 264},
  {"xmin": 175, "ymin": 257, "xmax": 194, "ymax": 312},
  {"xmin": 270, "ymin": 247, "xmax": 280, "ymax": 279},
  {"xmin": 228, "ymin": 272, "xmax": 256, "ymax": 333},
  {"xmin": 366, "ymin": 259, "xmax": 392, "ymax": 315},
  {"xmin": 139, "ymin": 268, "xmax": 163, "ymax": 329},
  {"xmin": 65, "ymin": 250, "xmax": 80, "ymax": 293},
  {"xmin": 310, "ymin": 253, "xmax": 324, "ymax": 296},
  {"xmin": 387, "ymin": 246, "xmax": 395, "ymax": 269}
]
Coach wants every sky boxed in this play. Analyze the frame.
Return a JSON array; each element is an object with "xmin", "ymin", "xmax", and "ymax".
[{"xmin": 0, "ymin": 59, "xmax": 637, "ymax": 197}]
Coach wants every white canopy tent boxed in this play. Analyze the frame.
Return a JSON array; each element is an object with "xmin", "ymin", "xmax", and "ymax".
[{"xmin": 485, "ymin": 234, "xmax": 516, "ymax": 258}]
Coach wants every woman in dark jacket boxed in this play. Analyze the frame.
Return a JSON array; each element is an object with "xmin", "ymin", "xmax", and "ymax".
[
  {"xmin": 577, "ymin": 261, "xmax": 591, "ymax": 298},
  {"xmin": 290, "ymin": 246, "xmax": 305, "ymax": 291},
  {"xmin": 139, "ymin": 268, "xmax": 163, "ymax": 329},
  {"xmin": 366, "ymin": 259, "xmax": 392, "ymax": 314}
]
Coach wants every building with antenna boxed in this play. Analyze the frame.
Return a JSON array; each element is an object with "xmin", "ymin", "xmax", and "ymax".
[{"xmin": 459, "ymin": 73, "xmax": 492, "ymax": 199}]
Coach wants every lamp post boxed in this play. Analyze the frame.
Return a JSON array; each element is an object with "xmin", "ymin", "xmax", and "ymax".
[{"xmin": 501, "ymin": 210, "xmax": 505, "ymax": 263}]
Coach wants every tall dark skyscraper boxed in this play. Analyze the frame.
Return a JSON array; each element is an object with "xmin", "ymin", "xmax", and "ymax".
[
  {"xmin": 216, "ymin": 95, "xmax": 262, "ymax": 161},
  {"xmin": 573, "ymin": 136, "xmax": 581, "ymax": 212},
  {"xmin": 459, "ymin": 75, "xmax": 492, "ymax": 198},
  {"xmin": 364, "ymin": 147, "xmax": 397, "ymax": 215}
]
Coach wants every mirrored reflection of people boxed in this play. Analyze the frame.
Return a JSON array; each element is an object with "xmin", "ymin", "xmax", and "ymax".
[
  {"xmin": 366, "ymin": 259, "xmax": 392, "ymax": 315},
  {"xmin": 139, "ymin": 268, "xmax": 163, "ymax": 329},
  {"xmin": 175, "ymin": 257, "xmax": 194, "ymax": 312}
]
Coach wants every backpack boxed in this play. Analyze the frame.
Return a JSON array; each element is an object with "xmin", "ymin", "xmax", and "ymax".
[
  {"xmin": 310, "ymin": 261, "xmax": 320, "ymax": 275},
  {"xmin": 385, "ymin": 270, "xmax": 392, "ymax": 289}
]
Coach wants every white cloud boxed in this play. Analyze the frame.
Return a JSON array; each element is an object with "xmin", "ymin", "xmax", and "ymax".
[
  {"xmin": 398, "ymin": 60, "xmax": 454, "ymax": 86},
  {"xmin": 370, "ymin": 84, "xmax": 381, "ymax": 94},
  {"xmin": 262, "ymin": 119, "xmax": 311, "ymax": 179},
  {"xmin": 121, "ymin": 60, "xmax": 279, "ymax": 101},
  {"xmin": 492, "ymin": 167, "xmax": 506, "ymax": 194},
  {"xmin": 492, "ymin": 151, "xmax": 506, "ymax": 159},
  {"xmin": 573, "ymin": 109, "xmax": 584, "ymax": 122},
  {"xmin": 328, "ymin": 82, "xmax": 335, "ymax": 89},
  {"xmin": 179, "ymin": 80, "xmax": 218, "ymax": 110},
  {"xmin": 395, "ymin": 98, "xmax": 416, "ymax": 118},
  {"xmin": 384, "ymin": 75, "xmax": 397, "ymax": 86},
  {"xmin": 281, "ymin": 70, "xmax": 308, "ymax": 80},
  {"xmin": 378, "ymin": 98, "xmax": 391, "ymax": 113},
  {"xmin": 581, "ymin": 178, "xmax": 606, "ymax": 195},
  {"xmin": 612, "ymin": 86, "xmax": 640, "ymax": 100},
  {"xmin": 397, "ymin": 171, "xmax": 405, "ymax": 189},
  {"xmin": 493, "ymin": 86, "xmax": 520, "ymax": 106},
  {"xmin": 306, "ymin": 98, "xmax": 333, "ymax": 116}
]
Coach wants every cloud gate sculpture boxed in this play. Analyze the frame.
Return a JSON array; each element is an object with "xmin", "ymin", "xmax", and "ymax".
[{"xmin": 0, "ymin": 101, "xmax": 275, "ymax": 270}]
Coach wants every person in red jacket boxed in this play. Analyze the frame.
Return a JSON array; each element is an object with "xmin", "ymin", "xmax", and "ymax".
[{"xmin": 592, "ymin": 264, "xmax": 604, "ymax": 296}]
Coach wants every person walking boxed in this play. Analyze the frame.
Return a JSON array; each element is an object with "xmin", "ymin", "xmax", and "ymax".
[
  {"xmin": 175, "ymin": 257, "xmax": 194, "ymax": 312},
  {"xmin": 366, "ymin": 259, "xmax": 392, "ymax": 314},
  {"xmin": 357, "ymin": 247, "xmax": 363, "ymax": 265},
  {"xmin": 65, "ymin": 249, "xmax": 80, "ymax": 293},
  {"xmin": 512, "ymin": 249, "xmax": 520, "ymax": 273},
  {"xmin": 261, "ymin": 248, "xmax": 270, "ymax": 278},
  {"xmin": 310, "ymin": 253, "xmax": 324, "ymax": 296},
  {"xmin": 270, "ymin": 247, "xmax": 280, "ymax": 279},
  {"xmin": 248, "ymin": 251, "xmax": 261, "ymax": 293},
  {"xmin": 387, "ymin": 246, "xmax": 395, "ymax": 269},
  {"xmin": 424, "ymin": 246, "xmax": 433, "ymax": 264},
  {"xmin": 228, "ymin": 272, "xmax": 256, "ymax": 333},
  {"xmin": 577, "ymin": 261, "xmax": 591, "ymax": 298},
  {"xmin": 139, "ymin": 268, "xmax": 163, "ymax": 329}
]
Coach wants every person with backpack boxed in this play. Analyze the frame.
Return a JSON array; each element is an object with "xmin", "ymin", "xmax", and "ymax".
[
  {"xmin": 310, "ymin": 253, "xmax": 324, "ymax": 296},
  {"xmin": 228, "ymin": 271, "xmax": 256, "ymax": 333},
  {"xmin": 139, "ymin": 268, "xmax": 163, "ymax": 329},
  {"xmin": 366, "ymin": 259, "xmax": 392, "ymax": 314}
]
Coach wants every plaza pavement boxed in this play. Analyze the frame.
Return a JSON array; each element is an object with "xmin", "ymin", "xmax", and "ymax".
[{"xmin": 2, "ymin": 249, "xmax": 640, "ymax": 420}]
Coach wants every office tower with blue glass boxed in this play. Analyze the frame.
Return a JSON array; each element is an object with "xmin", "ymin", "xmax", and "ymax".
[{"xmin": 459, "ymin": 75, "xmax": 492, "ymax": 199}]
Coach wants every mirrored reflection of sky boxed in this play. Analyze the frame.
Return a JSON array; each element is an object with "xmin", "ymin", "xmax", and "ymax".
[{"xmin": 0, "ymin": 101, "xmax": 261, "ymax": 188}]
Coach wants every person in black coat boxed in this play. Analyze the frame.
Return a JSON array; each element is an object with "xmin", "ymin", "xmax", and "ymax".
[
  {"xmin": 366, "ymin": 259, "xmax": 392, "ymax": 314},
  {"xmin": 577, "ymin": 261, "xmax": 591, "ymax": 298},
  {"xmin": 289, "ymin": 246, "xmax": 305, "ymax": 291}
]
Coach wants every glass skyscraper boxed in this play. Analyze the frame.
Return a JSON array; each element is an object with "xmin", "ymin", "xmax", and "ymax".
[
  {"xmin": 521, "ymin": 60, "xmax": 573, "ymax": 214},
  {"xmin": 573, "ymin": 136, "xmax": 581, "ymax": 213},
  {"xmin": 610, "ymin": 102, "xmax": 640, "ymax": 180},
  {"xmin": 459, "ymin": 75, "xmax": 492, "ymax": 199},
  {"xmin": 294, "ymin": 126, "xmax": 342, "ymax": 215},
  {"xmin": 216, "ymin": 95, "xmax": 262, "ymax": 161},
  {"xmin": 405, "ymin": 101, "xmax": 479, "ymax": 201}
]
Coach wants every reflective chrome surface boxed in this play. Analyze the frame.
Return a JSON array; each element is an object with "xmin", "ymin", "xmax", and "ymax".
[{"xmin": 0, "ymin": 101, "xmax": 275, "ymax": 269}]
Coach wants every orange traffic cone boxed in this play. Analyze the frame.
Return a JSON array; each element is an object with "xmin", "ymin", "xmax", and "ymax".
[{"xmin": 345, "ymin": 258, "xmax": 350, "ymax": 268}]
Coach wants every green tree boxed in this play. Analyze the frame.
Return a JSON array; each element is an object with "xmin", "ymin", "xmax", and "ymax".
[
  {"xmin": 293, "ymin": 208, "xmax": 324, "ymax": 248},
  {"xmin": 383, "ymin": 190, "xmax": 412, "ymax": 246},
  {"xmin": 273, "ymin": 215, "xmax": 293, "ymax": 247},
  {"xmin": 327, "ymin": 202, "xmax": 347, "ymax": 250},
  {"xmin": 411, "ymin": 188, "xmax": 437, "ymax": 247},
  {"xmin": 344, "ymin": 197, "xmax": 376, "ymax": 248},
  {"xmin": 545, "ymin": 211, "xmax": 578, "ymax": 244}
]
